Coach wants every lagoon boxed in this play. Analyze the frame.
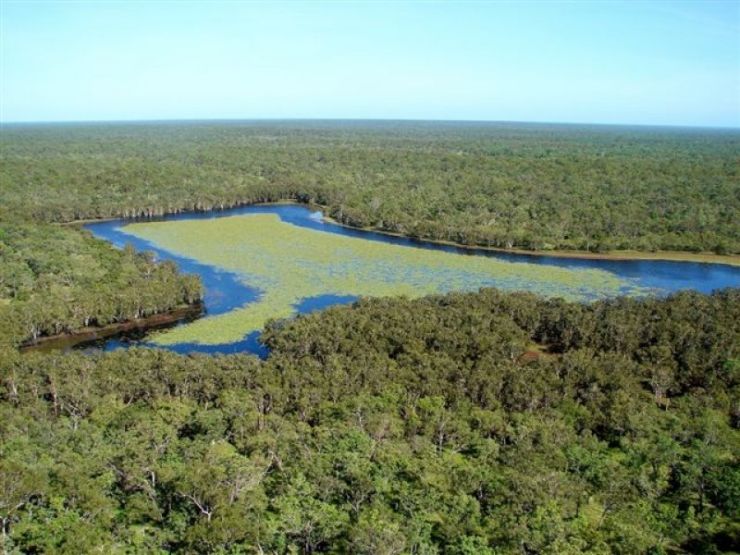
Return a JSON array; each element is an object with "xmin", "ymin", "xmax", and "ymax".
[{"xmin": 85, "ymin": 204, "xmax": 740, "ymax": 356}]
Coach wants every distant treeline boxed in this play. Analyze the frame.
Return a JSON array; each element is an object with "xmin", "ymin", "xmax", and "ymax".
[
  {"xmin": 0, "ymin": 222, "xmax": 203, "ymax": 346},
  {"xmin": 2, "ymin": 121, "xmax": 738, "ymax": 254},
  {"xmin": 1, "ymin": 288, "xmax": 738, "ymax": 553}
]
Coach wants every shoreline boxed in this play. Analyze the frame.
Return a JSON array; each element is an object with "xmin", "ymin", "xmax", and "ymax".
[
  {"xmin": 20, "ymin": 303, "xmax": 204, "ymax": 354},
  {"xmin": 319, "ymin": 214, "xmax": 740, "ymax": 267},
  {"xmin": 62, "ymin": 199, "xmax": 740, "ymax": 267}
]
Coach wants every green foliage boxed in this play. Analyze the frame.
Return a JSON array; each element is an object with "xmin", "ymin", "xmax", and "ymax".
[
  {"xmin": 1, "ymin": 120, "xmax": 738, "ymax": 552},
  {"xmin": 0, "ymin": 222, "xmax": 203, "ymax": 346},
  {"xmin": 2, "ymin": 121, "xmax": 738, "ymax": 254},
  {"xmin": 1, "ymin": 289, "xmax": 738, "ymax": 553}
]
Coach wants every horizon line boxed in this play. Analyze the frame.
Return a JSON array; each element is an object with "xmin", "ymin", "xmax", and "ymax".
[{"xmin": 1, "ymin": 116, "xmax": 739, "ymax": 131}]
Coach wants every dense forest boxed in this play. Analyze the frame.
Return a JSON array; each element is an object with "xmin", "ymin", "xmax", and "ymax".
[
  {"xmin": 1, "ymin": 289, "xmax": 738, "ymax": 553},
  {"xmin": 0, "ymin": 121, "xmax": 738, "ymax": 553},
  {"xmin": 0, "ymin": 222, "xmax": 203, "ymax": 347},
  {"xmin": 2, "ymin": 121, "xmax": 739, "ymax": 254}
]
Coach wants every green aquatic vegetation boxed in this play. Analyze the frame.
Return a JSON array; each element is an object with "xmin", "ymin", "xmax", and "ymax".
[{"xmin": 124, "ymin": 214, "xmax": 645, "ymax": 345}]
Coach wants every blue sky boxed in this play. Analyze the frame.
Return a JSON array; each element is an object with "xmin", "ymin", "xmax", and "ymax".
[{"xmin": 1, "ymin": 1, "xmax": 738, "ymax": 126}]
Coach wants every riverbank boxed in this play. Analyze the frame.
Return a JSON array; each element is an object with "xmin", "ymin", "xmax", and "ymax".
[
  {"xmin": 320, "ymin": 214, "xmax": 740, "ymax": 267},
  {"xmin": 64, "ymin": 199, "xmax": 740, "ymax": 267},
  {"xmin": 61, "ymin": 199, "xmax": 303, "ymax": 227},
  {"xmin": 20, "ymin": 303, "xmax": 203, "ymax": 354}
]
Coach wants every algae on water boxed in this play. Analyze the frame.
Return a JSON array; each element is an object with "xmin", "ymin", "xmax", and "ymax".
[{"xmin": 123, "ymin": 214, "xmax": 644, "ymax": 345}]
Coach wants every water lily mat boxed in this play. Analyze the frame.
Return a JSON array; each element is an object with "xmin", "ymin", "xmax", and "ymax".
[{"xmin": 122, "ymin": 214, "xmax": 643, "ymax": 345}]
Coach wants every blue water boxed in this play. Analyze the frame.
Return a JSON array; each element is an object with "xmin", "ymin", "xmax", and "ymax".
[{"xmin": 85, "ymin": 203, "xmax": 740, "ymax": 356}]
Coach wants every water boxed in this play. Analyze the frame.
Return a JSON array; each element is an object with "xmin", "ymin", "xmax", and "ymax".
[{"xmin": 84, "ymin": 203, "xmax": 740, "ymax": 356}]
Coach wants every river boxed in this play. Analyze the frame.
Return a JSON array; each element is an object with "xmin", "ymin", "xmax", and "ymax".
[{"xmin": 82, "ymin": 203, "xmax": 740, "ymax": 356}]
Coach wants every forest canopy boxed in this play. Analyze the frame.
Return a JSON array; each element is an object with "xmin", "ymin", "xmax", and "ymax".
[
  {"xmin": 0, "ymin": 121, "xmax": 738, "ymax": 553},
  {"xmin": 1, "ymin": 288, "xmax": 738, "ymax": 553},
  {"xmin": 2, "ymin": 121, "xmax": 739, "ymax": 254},
  {"xmin": 0, "ymin": 222, "xmax": 203, "ymax": 347}
]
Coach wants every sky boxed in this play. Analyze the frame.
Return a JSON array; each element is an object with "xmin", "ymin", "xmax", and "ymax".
[{"xmin": 1, "ymin": 1, "xmax": 739, "ymax": 127}]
